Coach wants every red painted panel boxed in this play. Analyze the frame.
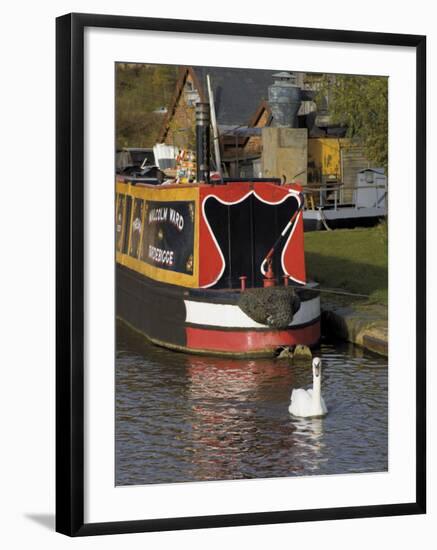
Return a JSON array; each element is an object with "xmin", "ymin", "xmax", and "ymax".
[
  {"xmin": 282, "ymin": 211, "xmax": 306, "ymax": 284},
  {"xmin": 198, "ymin": 211, "xmax": 223, "ymax": 288},
  {"xmin": 186, "ymin": 321, "xmax": 320, "ymax": 353},
  {"xmin": 250, "ymin": 181, "xmax": 291, "ymax": 203},
  {"xmin": 198, "ymin": 181, "xmax": 306, "ymax": 288}
]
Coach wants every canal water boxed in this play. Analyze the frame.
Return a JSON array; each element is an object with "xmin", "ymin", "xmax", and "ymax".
[{"xmin": 115, "ymin": 321, "xmax": 388, "ymax": 485}]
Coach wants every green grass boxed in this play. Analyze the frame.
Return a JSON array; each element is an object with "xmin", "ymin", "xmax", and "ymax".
[{"xmin": 304, "ymin": 224, "xmax": 388, "ymax": 306}]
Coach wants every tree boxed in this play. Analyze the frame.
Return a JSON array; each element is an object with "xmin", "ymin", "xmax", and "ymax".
[
  {"xmin": 319, "ymin": 75, "xmax": 388, "ymax": 170},
  {"xmin": 115, "ymin": 64, "xmax": 178, "ymax": 149}
]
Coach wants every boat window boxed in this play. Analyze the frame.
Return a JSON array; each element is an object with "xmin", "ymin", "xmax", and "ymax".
[
  {"xmin": 129, "ymin": 198, "xmax": 144, "ymax": 258},
  {"xmin": 122, "ymin": 195, "xmax": 132, "ymax": 254},
  {"xmin": 115, "ymin": 194, "xmax": 125, "ymax": 253}
]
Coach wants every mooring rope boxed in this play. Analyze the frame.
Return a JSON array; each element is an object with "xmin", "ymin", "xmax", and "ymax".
[
  {"xmin": 318, "ymin": 208, "xmax": 332, "ymax": 231},
  {"xmin": 289, "ymin": 285, "xmax": 369, "ymax": 298}
]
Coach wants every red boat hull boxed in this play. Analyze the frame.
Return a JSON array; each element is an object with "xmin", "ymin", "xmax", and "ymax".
[{"xmin": 186, "ymin": 322, "xmax": 320, "ymax": 355}]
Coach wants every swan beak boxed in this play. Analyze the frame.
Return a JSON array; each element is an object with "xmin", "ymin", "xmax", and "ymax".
[{"xmin": 313, "ymin": 358, "xmax": 322, "ymax": 377}]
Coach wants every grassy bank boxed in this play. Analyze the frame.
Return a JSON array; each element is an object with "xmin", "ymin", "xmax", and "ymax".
[{"xmin": 304, "ymin": 225, "xmax": 388, "ymax": 306}]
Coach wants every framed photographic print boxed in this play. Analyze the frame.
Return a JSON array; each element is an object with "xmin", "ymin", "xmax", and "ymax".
[{"xmin": 56, "ymin": 12, "xmax": 426, "ymax": 536}]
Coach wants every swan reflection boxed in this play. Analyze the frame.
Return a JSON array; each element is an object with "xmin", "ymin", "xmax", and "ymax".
[{"xmin": 290, "ymin": 416, "xmax": 328, "ymax": 471}]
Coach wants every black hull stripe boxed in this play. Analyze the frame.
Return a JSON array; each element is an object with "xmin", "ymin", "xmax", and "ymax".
[{"xmin": 117, "ymin": 263, "xmax": 187, "ymax": 347}]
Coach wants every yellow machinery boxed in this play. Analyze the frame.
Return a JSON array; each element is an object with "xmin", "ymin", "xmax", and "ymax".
[
  {"xmin": 307, "ymin": 137, "xmax": 370, "ymax": 208},
  {"xmin": 308, "ymin": 137, "xmax": 342, "ymax": 186}
]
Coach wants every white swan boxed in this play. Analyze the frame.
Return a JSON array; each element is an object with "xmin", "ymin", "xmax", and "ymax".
[{"xmin": 288, "ymin": 357, "xmax": 328, "ymax": 418}]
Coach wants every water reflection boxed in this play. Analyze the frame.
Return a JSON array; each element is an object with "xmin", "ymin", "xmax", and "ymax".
[
  {"xmin": 185, "ymin": 356, "xmax": 295, "ymax": 480},
  {"xmin": 115, "ymin": 322, "xmax": 388, "ymax": 485},
  {"xmin": 291, "ymin": 417, "xmax": 327, "ymax": 471}
]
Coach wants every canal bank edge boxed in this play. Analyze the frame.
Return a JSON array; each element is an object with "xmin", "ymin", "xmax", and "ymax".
[{"xmin": 321, "ymin": 302, "xmax": 388, "ymax": 356}]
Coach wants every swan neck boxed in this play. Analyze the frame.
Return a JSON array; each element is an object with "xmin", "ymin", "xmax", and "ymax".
[{"xmin": 312, "ymin": 374, "xmax": 322, "ymax": 400}]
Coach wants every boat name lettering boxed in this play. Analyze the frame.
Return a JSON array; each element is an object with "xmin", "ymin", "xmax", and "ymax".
[
  {"xmin": 148, "ymin": 245, "xmax": 174, "ymax": 266},
  {"xmin": 149, "ymin": 206, "xmax": 184, "ymax": 231}
]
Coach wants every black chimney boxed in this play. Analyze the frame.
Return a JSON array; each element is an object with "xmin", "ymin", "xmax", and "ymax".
[{"xmin": 195, "ymin": 102, "xmax": 210, "ymax": 183}]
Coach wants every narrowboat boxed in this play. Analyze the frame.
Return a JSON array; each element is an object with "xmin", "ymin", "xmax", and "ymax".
[{"xmin": 115, "ymin": 104, "xmax": 320, "ymax": 357}]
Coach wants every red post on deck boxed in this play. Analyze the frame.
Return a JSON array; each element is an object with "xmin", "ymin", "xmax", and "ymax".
[{"xmin": 239, "ymin": 275, "xmax": 247, "ymax": 291}]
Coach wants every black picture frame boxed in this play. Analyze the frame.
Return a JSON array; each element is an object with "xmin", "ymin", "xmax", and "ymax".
[{"xmin": 56, "ymin": 12, "xmax": 426, "ymax": 537}]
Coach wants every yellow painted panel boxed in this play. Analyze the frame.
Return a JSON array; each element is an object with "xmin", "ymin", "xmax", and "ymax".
[
  {"xmin": 116, "ymin": 181, "xmax": 199, "ymax": 202},
  {"xmin": 116, "ymin": 251, "xmax": 198, "ymax": 287},
  {"xmin": 115, "ymin": 183, "xmax": 200, "ymax": 288}
]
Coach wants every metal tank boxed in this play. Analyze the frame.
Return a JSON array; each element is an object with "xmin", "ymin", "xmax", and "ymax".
[{"xmin": 268, "ymin": 72, "xmax": 302, "ymax": 128}]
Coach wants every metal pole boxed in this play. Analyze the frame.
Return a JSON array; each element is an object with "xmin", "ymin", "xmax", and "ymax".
[
  {"xmin": 207, "ymin": 75, "xmax": 223, "ymax": 181},
  {"xmin": 235, "ymin": 132, "xmax": 239, "ymax": 177},
  {"xmin": 195, "ymin": 102, "xmax": 210, "ymax": 183}
]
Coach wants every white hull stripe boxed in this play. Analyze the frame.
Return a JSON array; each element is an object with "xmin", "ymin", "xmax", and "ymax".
[{"xmin": 184, "ymin": 296, "xmax": 320, "ymax": 329}]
